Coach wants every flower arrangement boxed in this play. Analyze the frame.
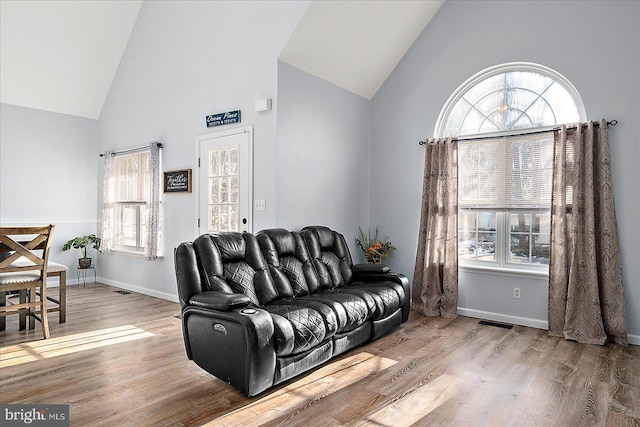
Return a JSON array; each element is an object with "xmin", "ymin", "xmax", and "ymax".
[{"xmin": 355, "ymin": 227, "xmax": 395, "ymax": 264}]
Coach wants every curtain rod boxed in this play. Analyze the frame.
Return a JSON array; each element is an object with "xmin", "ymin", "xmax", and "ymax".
[
  {"xmin": 418, "ymin": 120, "xmax": 618, "ymax": 145},
  {"xmin": 99, "ymin": 142, "xmax": 162, "ymax": 157}
]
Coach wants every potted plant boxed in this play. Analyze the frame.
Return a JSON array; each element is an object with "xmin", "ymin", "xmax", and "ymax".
[
  {"xmin": 62, "ymin": 234, "xmax": 102, "ymax": 269},
  {"xmin": 355, "ymin": 227, "xmax": 395, "ymax": 264}
]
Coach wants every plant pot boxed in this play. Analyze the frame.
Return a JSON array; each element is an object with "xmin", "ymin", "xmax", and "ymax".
[{"xmin": 78, "ymin": 258, "xmax": 92, "ymax": 269}]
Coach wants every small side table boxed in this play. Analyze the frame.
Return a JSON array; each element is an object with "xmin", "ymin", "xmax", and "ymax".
[{"xmin": 76, "ymin": 265, "xmax": 96, "ymax": 286}]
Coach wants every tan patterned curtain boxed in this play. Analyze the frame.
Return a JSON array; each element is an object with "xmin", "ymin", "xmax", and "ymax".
[
  {"xmin": 413, "ymin": 138, "xmax": 458, "ymax": 318},
  {"xmin": 548, "ymin": 120, "xmax": 627, "ymax": 346}
]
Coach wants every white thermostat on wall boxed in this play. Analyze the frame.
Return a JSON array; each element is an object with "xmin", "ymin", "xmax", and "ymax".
[{"xmin": 254, "ymin": 98, "xmax": 272, "ymax": 113}]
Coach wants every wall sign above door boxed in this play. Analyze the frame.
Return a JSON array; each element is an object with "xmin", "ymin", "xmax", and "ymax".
[{"xmin": 206, "ymin": 110, "xmax": 241, "ymax": 127}]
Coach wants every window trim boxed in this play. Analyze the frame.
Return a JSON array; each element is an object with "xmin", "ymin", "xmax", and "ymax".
[
  {"xmin": 436, "ymin": 62, "xmax": 586, "ymax": 275},
  {"xmin": 113, "ymin": 202, "xmax": 146, "ymax": 252},
  {"xmin": 435, "ymin": 62, "xmax": 586, "ymax": 138},
  {"xmin": 111, "ymin": 150, "xmax": 154, "ymax": 255},
  {"xmin": 459, "ymin": 262, "xmax": 550, "ymax": 279},
  {"xmin": 459, "ymin": 209, "xmax": 551, "ymax": 273}
]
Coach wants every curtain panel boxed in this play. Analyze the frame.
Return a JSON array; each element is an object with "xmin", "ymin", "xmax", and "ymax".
[
  {"xmin": 413, "ymin": 138, "xmax": 458, "ymax": 318},
  {"xmin": 548, "ymin": 120, "xmax": 627, "ymax": 346},
  {"xmin": 144, "ymin": 143, "xmax": 161, "ymax": 261},
  {"xmin": 99, "ymin": 151, "xmax": 114, "ymax": 253}
]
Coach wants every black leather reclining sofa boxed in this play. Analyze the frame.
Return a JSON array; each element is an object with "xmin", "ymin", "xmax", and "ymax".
[{"xmin": 174, "ymin": 226, "xmax": 410, "ymax": 396}]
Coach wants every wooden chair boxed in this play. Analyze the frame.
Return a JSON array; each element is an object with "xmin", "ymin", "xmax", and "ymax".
[
  {"xmin": 0, "ymin": 259, "xmax": 67, "ymax": 331},
  {"xmin": 0, "ymin": 225, "xmax": 55, "ymax": 339}
]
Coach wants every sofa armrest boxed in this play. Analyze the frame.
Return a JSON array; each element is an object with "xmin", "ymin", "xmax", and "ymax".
[
  {"xmin": 181, "ymin": 305, "xmax": 276, "ymax": 397},
  {"xmin": 352, "ymin": 263, "xmax": 390, "ymax": 275},
  {"xmin": 189, "ymin": 291, "xmax": 251, "ymax": 311}
]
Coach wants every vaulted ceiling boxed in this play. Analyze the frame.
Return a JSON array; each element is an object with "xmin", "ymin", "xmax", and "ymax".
[
  {"xmin": 280, "ymin": 0, "xmax": 443, "ymax": 100},
  {"xmin": 0, "ymin": 0, "xmax": 143, "ymax": 119},
  {"xmin": 0, "ymin": 0, "xmax": 443, "ymax": 119}
]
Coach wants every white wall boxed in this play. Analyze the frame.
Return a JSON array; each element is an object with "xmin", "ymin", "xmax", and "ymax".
[
  {"xmin": 0, "ymin": 103, "xmax": 99, "ymax": 282},
  {"xmin": 370, "ymin": 0, "xmax": 640, "ymax": 340},
  {"xmin": 96, "ymin": 0, "xmax": 309, "ymax": 300},
  {"xmin": 276, "ymin": 62, "xmax": 371, "ymax": 259}
]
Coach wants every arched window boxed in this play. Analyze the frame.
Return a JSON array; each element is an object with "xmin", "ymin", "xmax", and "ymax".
[
  {"xmin": 438, "ymin": 63, "xmax": 586, "ymax": 272},
  {"xmin": 436, "ymin": 62, "xmax": 585, "ymax": 138}
]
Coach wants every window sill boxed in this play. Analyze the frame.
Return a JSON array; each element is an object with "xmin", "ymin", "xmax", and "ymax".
[
  {"xmin": 109, "ymin": 248, "xmax": 164, "ymax": 259},
  {"xmin": 459, "ymin": 264, "xmax": 549, "ymax": 279}
]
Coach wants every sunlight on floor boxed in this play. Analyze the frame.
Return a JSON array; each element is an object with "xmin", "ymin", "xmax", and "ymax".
[
  {"xmin": 363, "ymin": 373, "xmax": 464, "ymax": 425},
  {"xmin": 206, "ymin": 352, "xmax": 398, "ymax": 426},
  {"xmin": 0, "ymin": 325, "xmax": 155, "ymax": 368}
]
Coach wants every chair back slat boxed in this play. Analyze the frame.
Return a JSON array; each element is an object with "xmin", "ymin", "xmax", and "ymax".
[
  {"xmin": 0, "ymin": 225, "xmax": 55, "ymax": 277},
  {"xmin": 0, "ymin": 243, "xmax": 44, "ymax": 268}
]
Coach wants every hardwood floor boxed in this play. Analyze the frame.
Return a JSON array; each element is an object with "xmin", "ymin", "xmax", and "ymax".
[{"xmin": 1, "ymin": 283, "xmax": 638, "ymax": 426}]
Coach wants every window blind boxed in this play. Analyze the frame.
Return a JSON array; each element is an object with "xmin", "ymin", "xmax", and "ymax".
[{"xmin": 458, "ymin": 133, "xmax": 554, "ymax": 210}]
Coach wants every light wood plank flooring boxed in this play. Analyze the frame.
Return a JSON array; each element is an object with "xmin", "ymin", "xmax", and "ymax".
[{"xmin": 1, "ymin": 283, "xmax": 638, "ymax": 426}]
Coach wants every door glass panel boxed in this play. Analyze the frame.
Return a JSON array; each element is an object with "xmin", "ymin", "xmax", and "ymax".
[
  {"xmin": 229, "ymin": 147, "xmax": 239, "ymax": 174},
  {"xmin": 209, "ymin": 178, "xmax": 219, "ymax": 204},
  {"xmin": 207, "ymin": 146, "xmax": 240, "ymax": 232},
  {"xmin": 229, "ymin": 176, "xmax": 239, "ymax": 203},
  {"xmin": 199, "ymin": 127, "xmax": 252, "ymax": 234},
  {"xmin": 210, "ymin": 151, "xmax": 219, "ymax": 177}
]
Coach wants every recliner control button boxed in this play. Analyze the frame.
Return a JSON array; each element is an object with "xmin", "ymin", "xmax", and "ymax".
[{"xmin": 213, "ymin": 323, "xmax": 227, "ymax": 335}]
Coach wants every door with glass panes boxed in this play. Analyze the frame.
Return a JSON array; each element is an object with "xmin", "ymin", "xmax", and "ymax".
[{"xmin": 197, "ymin": 126, "xmax": 253, "ymax": 233}]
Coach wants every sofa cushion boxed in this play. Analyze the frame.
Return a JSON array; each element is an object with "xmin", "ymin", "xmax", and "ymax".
[
  {"xmin": 265, "ymin": 305, "xmax": 326, "ymax": 356},
  {"xmin": 198, "ymin": 232, "xmax": 280, "ymax": 306},
  {"xmin": 301, "ymin": 226, "xmax": 354, "ymax": 289},
  {"xmin": 303, "ymin": 292, "xmax": 370, "ymax": 332},
  {"xmin": 321, "ymin": 251, "xmax": 344, "ymax": 287},
  {"xmin": 192, "ymin": 235, "xmax": 233, "ymax": 294},
  {"xmin": 257, "ymin": 229, "xmax": 321, "ymax": 297},
  {"xmin": 347, "ymin": 283, "xmax": 402, "ymax": 319},
  {"xmin": 223, "ymin": 261, "xmax": 260, "ymax": 304},
  {"xmin": 280, "ymin": 256, "xmax": 310, "ymax": 295}
]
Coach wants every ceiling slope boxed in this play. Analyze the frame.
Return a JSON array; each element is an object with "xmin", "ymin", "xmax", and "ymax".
[
  {"xmin": 279, "ymin": 0, "xmax": 444, "ymax": 100},
  {"xmin": 1, "ymin": 0, "xmax": 443, "ymax": 119},
  {"xmin": 0, "ymin": 0, "xmax": 142, "ymax": 119}
]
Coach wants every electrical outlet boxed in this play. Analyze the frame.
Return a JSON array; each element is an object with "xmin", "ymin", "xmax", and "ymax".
[
  {"xmin": 513, "ymin": 287, "xmax": 521, "ymax": 299},
  {"xmin": 140, "ymin": 264, "xmax": 145, "ymax": 275}
]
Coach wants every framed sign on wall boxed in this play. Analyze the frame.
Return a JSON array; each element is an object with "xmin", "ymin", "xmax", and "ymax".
[
  {"xmin": 206, "ymin": 110, "xmax": 241, "ymax": 128},
  {"xmin": 164, "ymin": 169, "xmax": 192, "ymax": 193}
]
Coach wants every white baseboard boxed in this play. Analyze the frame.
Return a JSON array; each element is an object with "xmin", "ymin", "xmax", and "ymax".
[
  {"xmin": 96, "ymin": 277, "xmax": 179, "ymax": 303},
  {"xmin": 458, "ymin": 307, "xmax": 640, "ymax": 346},
  {"xmin": 45, "ymin": 277, "xmax": 81, "ymax": 287},
  {"xmin": 457, "ymin": 307, "xmax": 548, "ymax": 330},
  {"xmin": 627, "ymin": 334, "xmax": 640, "ymax": 346}
]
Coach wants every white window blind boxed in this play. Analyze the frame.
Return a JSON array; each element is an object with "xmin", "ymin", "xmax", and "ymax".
[{"xmin": 458, "ymin": 133, "xmax": 554, "ymax": 211}]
